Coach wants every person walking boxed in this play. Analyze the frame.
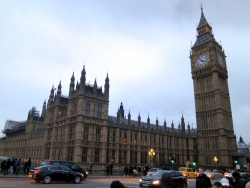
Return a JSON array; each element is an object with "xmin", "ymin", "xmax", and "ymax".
[
  {"xmin": 110, "ymin": 162, "xmax": 113, "ymax": 175},
  {"xmin": 110, "ymin": 180, "xmax": 128, "ymax": 188},
  {"xmin": 10, "ymin": 157, "xmax": 14, "ymax": 175},
  {"xmin": 106, "ymin": 163, "xmax": 110, "ymax": 176},
  {"xmin": 161, "ymin": 172, "xmax": 174, "ymax": 188},
  {"xmin": 137, "ymin": 166, "xmax": 142, "ymax": 176},
  {"xmin": 196, "ymin": 167, "xmax": 212, "ymax": 188},
  {"xmin": 26, "ymin": 158, "xmax": 31, "ymax": 174},
  {"xmin": 1, "ymin": 160, "xmax": 6, "ymax": 175},
  {"xmin": 124, "ymin": 165, "xmax": 129, "ymax": 176},
  {"xmin": 6, "ymin": 159, "xmax": 11, "ymax": 175},
  {"xmin": 89, "ymin": 162, "xmax": 92, "ymax": 175},
  {"xmin": 15, "ymin": 158, "xmax": 21, "ymax": 175},
  {"xmin": 13, "ymin": 158, "xmax": 17, "ymax": 174}
]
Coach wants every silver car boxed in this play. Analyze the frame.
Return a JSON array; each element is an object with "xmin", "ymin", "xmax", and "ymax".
[{"xmin": 205, "ymin": 170, "xmax": 223, "ymax": 179}]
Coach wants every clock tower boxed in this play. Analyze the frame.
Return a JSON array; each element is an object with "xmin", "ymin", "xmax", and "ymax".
[{"xmin": 190, "ymin": 8, "xmax": 237, "ymax": 166}]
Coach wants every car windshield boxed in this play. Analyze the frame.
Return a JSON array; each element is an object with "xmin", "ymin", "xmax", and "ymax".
[
  {"xmin": 179, "ymin": 168, "xmax": 186, "ymax": 171},
  {"xmin": 149, "ymin": 169, "xmax": 157, "ymax": 172},
  {"xmin": 152, "ymin": 170, "xmax": 168, "ymax": 177}
]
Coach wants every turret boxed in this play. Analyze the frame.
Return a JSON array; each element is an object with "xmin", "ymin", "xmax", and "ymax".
[
  {"xmin": 117, "ymin": 102, "xmax": 124, "ymax": 118},
  {"xmin": 69, "ymin": 72, "xmax": 75, "ymax": 94},
  {"xmin": 57, "ymin": 81, "xmax": 62, "ymax": 97},
  {"xmin": 128, "ymin": 110, "xmax": 131, "ymax": 126},
  {"xmin": 104, "ymin": 73, "xmax": 109, "ymax": 98},
  {"xmin": 41, "ymin": 99, "xmax": 46, "ymax": 121},
  {"xmin": 147, "ymin": 114, "xmax": 150, "ymax": 129},
  {"xmin": 187, "ymin": 122, "xmax": 190, "ymax": 134},
  {"xmin": 171, "ymin": 120, "xmax": 174, "ymax": 133},
  {"xmin": 156, "ymin": 117, "xmax": 159, "ymax": 130},
  {"xmin": 164, "ymin": 119, "xmax": 167, "ymax": 131},
  {"xmin": 93, "ymin": 78, "xmax": 97, "ymax": 95},
  {"xmin": 181, "ymin": 113, "xmax": 185, "ymax": 134},
  {"xmin": 80, "ymin": 65, "xmax": 86, "ymax": 91},
  {"xmin": 49, "ymin": 86, "xmax": 55, "ymax": 103},
  {"xmin": 138, "ymin": 112, "xmax": 141, "ymax": 127}
]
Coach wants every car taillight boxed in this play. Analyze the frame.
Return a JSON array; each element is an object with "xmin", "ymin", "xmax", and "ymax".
[
  {"xmin": 48, "ymin": 161, "xmax": 51, "ymax": 165},
  {"xmin": 34, "ymin": 170, "xmax": 41, "ymax": 174}
]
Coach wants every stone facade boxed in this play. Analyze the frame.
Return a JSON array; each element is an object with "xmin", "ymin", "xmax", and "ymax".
[{"xmin": 0, "ymin": 8, "xmax": 237, "ymax": 168}]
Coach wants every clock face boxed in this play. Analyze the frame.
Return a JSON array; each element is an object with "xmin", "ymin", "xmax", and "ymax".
[
  {"xmin": 217, "ymin": 53, "xmax": 225, "ymax": 67},
  {"xmin": 195, "ymin": 54, "xmax": 209, "ymax": 68}
]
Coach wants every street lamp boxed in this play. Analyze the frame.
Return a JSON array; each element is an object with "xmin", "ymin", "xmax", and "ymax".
[
  {"xmin": 148, "ymin": 149, "xmax": 155, "ymax": 166},
  {"xmin": 214, "ymin": 156, "xmax": 218, "ymax": 170}
]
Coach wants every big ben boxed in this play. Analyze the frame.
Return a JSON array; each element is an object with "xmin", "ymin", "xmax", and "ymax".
[{"xmin": 190, "ymin": 8, "xmax": 237, "ymax": 166}]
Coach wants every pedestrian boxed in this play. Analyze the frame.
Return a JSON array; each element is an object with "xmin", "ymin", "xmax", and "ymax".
[
  {"xmin": 196, "ymin": 167, "xmax": 212, "ymax": 188},
  {"xmin": 246, "ymin": 182, "xmax": 250, "ymax": 188},
  {"xmin": 232, "ymin": 171, "xmax": 248, "ymax": 188},
  {"xmin": 106, "ymin": 163, "xmax": 110, "ymax": 176},
  {"xmin": 10, "ymin": 157, "xmax": 14, "ymax": 175},
  {"xmin": 161, "ymin": 172, "xmax": 174, "ymax": 188},
  {"xmin": 13, "ymin": 158, "xmax": 17, "ymax": 174},
  {"xmin": 23, "ymin": 160, "xmax": 27, "ymax": 174},
  {"xmin": 26, "ymin": 158, "xmax": 31, "ymax": 174},
  {"xmin": 6, "ymin": 159, "xmax": 11, "ymax": 175},
  {"xmin": 89, "ymin": 162, "xmax": 92, "ymax": 175},
  {"xmin": 137, "ymin": 166, "xmax": 142, "ymax": 176},
  {"xmin": 15, "ymin": 158, "xmax": 21, "ymax": 175},
  {"xmin": 220, "ymin": 178, "xmax": 230, "ymax": 188},
  {"xmin": 110, "ymin": 180, "xmax": 128, "ymax": 188},
  {"xmin": 124, "ymin": 165, "xmax": 128, "ymax": 176},
  {"xmin": 110, "ymin": 162, "xmax": 113, "ymax": 175},
  {"xmin": 1, "ymin": 160, "xmax": 6, "ymax": 175},
  {"xmin": 212, "ymin": 182, "xmax": 223, "ymax": 188}
]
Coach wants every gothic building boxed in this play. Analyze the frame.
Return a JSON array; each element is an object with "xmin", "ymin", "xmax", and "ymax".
[{"xmin": 0, "ymin": 8, "xmax": 237, "ymax": 168}]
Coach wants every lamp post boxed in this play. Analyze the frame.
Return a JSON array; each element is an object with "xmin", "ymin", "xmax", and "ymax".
[
  {"xmin": 148, "ymin": 149, "xmax": 155, "ymax": 166},
  {"xmin": 214, "ymin": 156, "xmax": 218, "ymax": 170}
]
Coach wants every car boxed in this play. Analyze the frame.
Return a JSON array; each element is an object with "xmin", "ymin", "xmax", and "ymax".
[
  {"xmin": 179, "ymin": 167, "xmax": 196, "ymax": 178},
  {"xmin": 28, "ymin": 165, "xmax": 83, "ymax": 184},
  {"xmin": 223, "ymin": 169, "xmax": 236, "ymax": 177},
  {"xmin": 147, "ymin": 168, "xmax": 162, "ymax": 176},
  {"xmin": 139, "ymin": 170, "xmax": 188, "ymax": 188},
  {"xmin": 205, "ymin": 170, "xmax": 223, "ymax": 179},
  {"xmin": 41, "ymin": 160, "xmax": 88, "ymax": 180}
]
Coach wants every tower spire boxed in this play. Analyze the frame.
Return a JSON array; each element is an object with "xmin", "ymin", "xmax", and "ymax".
[{"xmin": 197, "ymin": 6, "xmax": 209, "ymax": 29}]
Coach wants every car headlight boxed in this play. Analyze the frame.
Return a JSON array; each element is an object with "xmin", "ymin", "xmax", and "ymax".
[
  {"xmin": 86, "ymin": 172, "xmax": 88, "ymax": 175},
  {"xmin": 139, "ymin": 179, "xmax": 142, "ymax": 182},
  {"xmin": 152, "ymin": 180, "xmax": 160, "ymax": 185}
]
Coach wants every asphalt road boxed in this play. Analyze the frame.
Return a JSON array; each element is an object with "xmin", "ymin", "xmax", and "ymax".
[{"xmin": 0, "ymin": 178, "xmax": 218, "ymax": 188}]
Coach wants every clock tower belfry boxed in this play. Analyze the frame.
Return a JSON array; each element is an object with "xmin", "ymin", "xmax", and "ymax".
[{"xmin": 190, "ymin": 7, "xmax": 237, "ymax": 167}]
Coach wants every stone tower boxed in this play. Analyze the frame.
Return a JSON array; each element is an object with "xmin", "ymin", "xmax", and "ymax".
[{"xmin": 189, "ymin": 8, "xmax": 237, "ymax": 166}]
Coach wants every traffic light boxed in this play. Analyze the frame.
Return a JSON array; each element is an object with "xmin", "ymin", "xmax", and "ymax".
[
  {"xmin": 171, "ymin": 157, "xmax": 175, "ymax": 164},
  {"xmin": 232, "ymin": 156, "xmax": 238, "ymax": 164},
  {"xmin": 192, "ymin": 161, "xmax": 197, "ymax": 166}
]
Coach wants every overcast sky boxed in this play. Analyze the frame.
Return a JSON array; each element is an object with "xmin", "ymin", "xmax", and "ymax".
[{"xmin": 1, "ymin": 0, "xmax": 250, "ymax": 144}]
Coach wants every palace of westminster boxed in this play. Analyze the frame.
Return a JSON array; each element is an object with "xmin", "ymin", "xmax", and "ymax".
[{"xmin": 0, "ymin": 8, "xmax": 237, "ymax": 168}]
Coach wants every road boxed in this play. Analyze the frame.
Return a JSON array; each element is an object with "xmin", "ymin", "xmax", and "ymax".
[{"xmin": 0, "ymin": 178, "xmax": 218, "ymax": 188}]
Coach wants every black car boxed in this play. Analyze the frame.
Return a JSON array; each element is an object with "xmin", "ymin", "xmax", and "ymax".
[
  {"xmin": 28, "ymin": 165, "xmax": 83, "ymax": 184},
  {"xmin": 139, "ymin": 170, "xmax": 188, "ymax": 188},
  {"xmin": 42, "ymin": 160, "xmax": 87, "ymax": 180}
]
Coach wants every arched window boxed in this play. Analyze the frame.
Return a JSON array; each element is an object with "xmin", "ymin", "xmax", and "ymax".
[
  {"xmin": 97, "ymin": 104, "xmax": 102, "ymax": 118},
  {"xmin": 85, "ymin": 102, "xmax": 90, "ymax": 116}
]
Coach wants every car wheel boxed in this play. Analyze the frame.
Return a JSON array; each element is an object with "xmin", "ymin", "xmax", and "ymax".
[
  {"xmin": 43, "ymin": 175, "xmax": 51, "ymax": 184},
  {"xmin": 74, "ymin": 176, "xmax": 81, "ymax": 184}
]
